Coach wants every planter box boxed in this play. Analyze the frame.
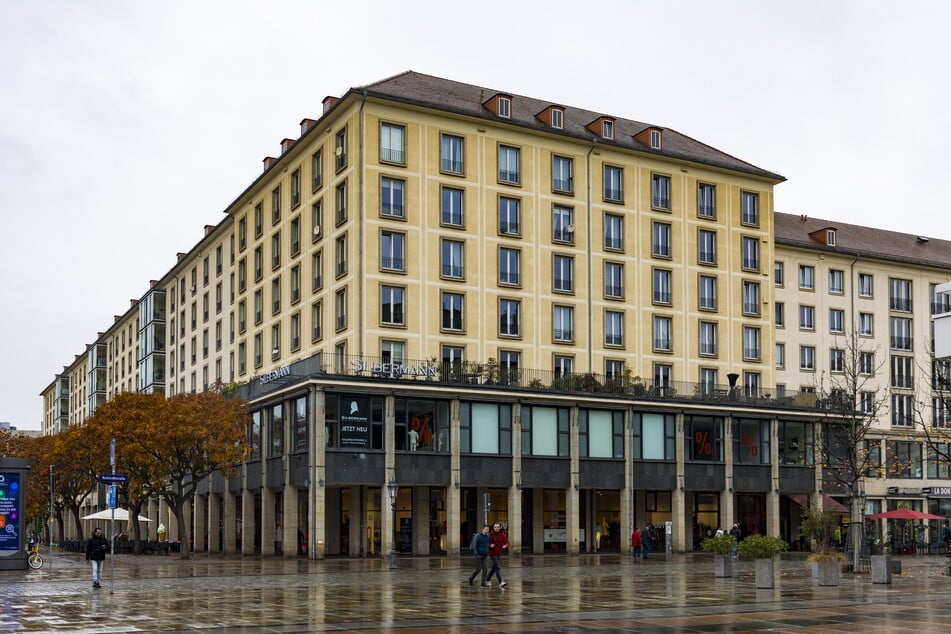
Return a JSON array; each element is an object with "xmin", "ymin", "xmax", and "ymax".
[
  {"xmin": 714, "ymin": 553, "xmax": 733, "ymax": 578},
  {"xmin": 754, "ymin": 558, "xmax": 775, "ymax": 589},
  {"xmin": 889, "ymin": 558, "xmax": 902, "ymax": 575},
  {"xmin": 817, "ymin": 558, "xmax": 840, "ymax": 586},
  {"xmin": 870, "ymin": 555, "xmax": 892, "ymax": 584}
]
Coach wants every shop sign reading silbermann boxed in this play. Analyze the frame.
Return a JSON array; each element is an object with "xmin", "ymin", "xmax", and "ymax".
[{"xmin": 350, "ymin": 359, "xmax": 438, "ymax": 379}]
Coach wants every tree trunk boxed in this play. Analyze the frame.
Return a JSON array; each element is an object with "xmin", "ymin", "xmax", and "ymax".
[
  {"xmin": 70, "ymin": 506, "xmax": 83, "ymax": 540},
  {"xmin": 172, "ymin": 500, "xmax": 191, "ymax": 560},
  {"xmin": 128, "ymin": 501, "xmax": 145, "ymax": 554},
  {"xmin": 850, "ymin": 496, "xmax": 864, "ymax": 572}
]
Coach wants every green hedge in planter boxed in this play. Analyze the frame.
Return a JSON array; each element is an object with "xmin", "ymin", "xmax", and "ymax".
[
  {"xmin": 700, "ymin": 534, "xmax": 735, "ymax": 555},
  {"xmin": 737, "ymin": 535, "xmax": 788, "ymax": 559}
]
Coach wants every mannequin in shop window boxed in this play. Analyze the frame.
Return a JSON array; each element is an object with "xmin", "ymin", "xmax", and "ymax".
[{"xmin": 408, "ymin": 428, "xmax": 418, "ymax": 451}]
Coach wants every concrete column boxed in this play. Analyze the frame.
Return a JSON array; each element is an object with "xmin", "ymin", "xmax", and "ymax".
[
  {"xmin": 283, "ymin": 485, "xmax": 298, "ymax": 557},
  {"xmin": 193, "ymin": 495, "xmax": 207, "ymax": 553},
  {"xmin": 207, "ymin": 493, "xmax": 221, "ymax": 553},
  {"xmin": 674, "ymin": 412, "xmax": 687, "ymax": 553},
  {"xmin": 533, "ymin": 488, "xmax": 544, "ymax": 554},
  {"xmin": 241, "ymin": 488, "xmax": 255, "ymax": 555},
  {"xmin": 509, "ymin": 402, "xmax": 522, "ymax": 557},
  {"xmin": 447, "ymin": 399, "xmax": 461, "ymax": 556},
  {"xmin": 260, "ymin": 487, "xmax": 275, "ymax": 556},
  {"xmin": 566, "ymin": 406, "xmax": 580, "ymax": 555},
  {"xmin": 722, "ymin": 415, "xmax": 735, "ymax": 527},
  {"xmin": 311, "ymin": 388, "xmax": 326, "ymax": 560},
  {"xmin": 767, "ymin": 417, "xmax": 781, "ymax": 537},
  {"xmin": 383, "ymin": 394, "xmax": 396, "ymax": 560},
  {"xmin": 222, "ymin": 490, "xmax": 236, "ymax": 554},
  {"xmin": 147, "ymin": 498, "xmax": 158, "ymax": 540},
  {"xmin": 414, "ymin": 486, "xmax": 429, "ymax": 555},
  {"xmin": 622, "ymin": 407, "xmax": 633, "ymax": 555}
]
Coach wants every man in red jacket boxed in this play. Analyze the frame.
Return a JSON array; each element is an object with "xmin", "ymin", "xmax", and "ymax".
[
  {"xmin": 630, "ymin": 527, "xmax": 642, "ymax": 560},
  {"xmin": 486, "ymin": 522, "xmax": 510, "ymax": 588}
]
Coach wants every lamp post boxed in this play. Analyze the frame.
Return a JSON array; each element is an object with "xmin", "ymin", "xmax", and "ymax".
[{"xmin": 387, "ymin": 480, "xmax": 398, "ymax": 570}]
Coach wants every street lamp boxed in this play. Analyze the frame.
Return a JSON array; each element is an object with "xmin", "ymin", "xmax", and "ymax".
[{"xmin": 387, "ymin": 480, "xmax": 398, "ymax": 570}]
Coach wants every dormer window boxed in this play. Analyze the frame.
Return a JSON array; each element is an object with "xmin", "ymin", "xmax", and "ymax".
[
  {"xmin": 551, "ymin": 108, "xmax": 564, "ymax": 129},
  {"xmin": 650, "ymin": 129, "xmax": 662, "ymax": 149},
  {"xmin": 826, "ymin": 229, "xmax": 836, "ymax": 246},
  {"xmin": 498, "ymin": 96, "xmax": 511, "ymax": 118},
  {"xmin": 602, "ymin": 120, "xmax": 614, "ymax": 139}
]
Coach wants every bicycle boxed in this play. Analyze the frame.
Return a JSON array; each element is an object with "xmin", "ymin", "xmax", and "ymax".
[{"xmin": 27, "ymin": 542, "xmax": 43, "ymax": 569}]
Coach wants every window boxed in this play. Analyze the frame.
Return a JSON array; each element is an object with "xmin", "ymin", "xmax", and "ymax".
[
  {"xmin": 889, "ymin": 278, "xmax": 912, "ymax": 312},
  {"xmin": 290, "ymin": 265, "xmax": 300, "ymax": 304},
  {"xmin": 335, "ymin": 182, "xmax": 347, "ymax": 224},
  {"xmin": 651, "ymin": 173, "xmax": 670, "ymax": 209},
  {"xmin": 335, "ymin": 235, "xmax": 347, "ymax": 277},
  {"xmin": 254, "ymin": 202, "xmax": 263, "ymax": 238},
  {"xmin": 441, "ymin": 186, "xmax": 464, "ymax": 227},
  {"xmin": 271, "ymin": 232, "xmax": 281, "ymax": 269},
  {"xmin": 698, "ymin": 275, "xmax": 717, "ymax": 311},
  {"xmin": 380, "ymin": 177, "xmax": 405, "ymax": 218},
  {"xmin": 697, "ymin": 183, "xmax": 716, "ymax": 218},
  {"xmin": 775, "ymin": 302, "xmax": 785, "ymax": 327},
  {"xmin": 742, "ymin": 280, "xmax": 760, "ymax": 316},
  {"xmin": 499, "ymin": 196, "xmax": 520, "ymax": 235},
  {"xmin": 498, "ymin": 145, "xmax": 520, "ymax": 183},
  {"xmin": 440, "ymin": 240, "xmax": 465, "ymax": 279},
  {"xmin": 253, "ymin": 289, "xmax": 263, "ymax": 324},
  {"xmin": 253, "ymin": 246, "xmax": 263, "ymax": 281},
  {"xmin": 380, "ymin": 231, "xmax": 405, "ymax": 272},
  {"xmin": 829, "ymin": 269, "xmax": 844, "ymax": 294},
  {"xmin": 890, "ymin": 316, "xmax": 912, "ymax": 350},
  {"xmin": 774, "ymin": 261, "xmax": 784, "ymax": 286},
  {"xmin": 799, "ymin": 305, "xmax": 815, "ymax": 330},
  {"xmin": 520, "ymin": 405, "xmax": 569, "ymax": 457},
  {"xmin": 743, "ymin": 327, "xmax": 760, "ymax": 361},
  {"xmin": 441, "ymin": 292, "xmax": 464, "ymax": 331},
  {"xmin": 653, "ymin": 316, "xmax": 672, "ymax": 351},
  {"xmin": 698, "ymin": 229, "xmax": 716, "ymax": 265},
  {"xmin": 859, "ymin": 312, "xmax": 873, "ymax": 336},
  {"xmin": 238, "ymin": 217, "xmax": 247, "ymax": 251},
  {"xmin": 653, "ymin": 268, "xmax": 671, "ymax": 305},
  {"xmin": 552, "ymin": 205, "xmax": 573, "ymax": 243},
  {"xmin": 311, "ymin": 200, "xmax": 323, "ymax": 241},
  {"xmin": 799, "ymin": 346, "xmax": 816, "ymax": 371},
  {"xmin": 700, "ymin": 369, "xmax": 719, "ymax": 395},
  {"xmin": 830, "ymin": 348, "xmax": 844, "ymax": 372},
  {"xmin": 933, "ymin": 401, "xmax": 950, "ymax": 430},
  {"xmin": 601, "ymin": 119, "xmax": 614, "ymax": 139},
  {"xmin": 891, "ymin": 355, "xmax": 914, "ymax": 388},
  {"xmin": 440, "ymin": 133, "xmax": 465, "ymax": 174},
  {"xmin": 799, "ymin": 265, "xmax": 815, "ymax": 290},
  {"xmin": 290, "ymin": 311, "xmax": 301, "ymax": 350},
  {"xmin": 604, "ymin": 262, "xmax": 624, "ymax": 298},
  {"xmin": 311, "ymin": 150, "xmax": 323, "ymax": 190},
  {"xmin": 775, "ymin": 343, "xmax": 785, "ymax": 368},
  {"xmin": 334, "ymin": 128, "xmax": 347, "ymax": 170},
  {"xmin": 498, "ymin": 96, "xmax": 511, "ymax": 118},
  {"xmin": 699, "ymin": 321, "xmax": 717, "ymax": 356},
  {"xmin": 603, "ymin": 165, "xmax": 623, "ymax": 202},
  {"xmin": 931, "ymin": 282, "xmax": 951, "ymax": 315},
  {"xmin": 552, "ymin": 155, "xmax": 573, "ymax": 193},
  {"xmin": 271, "ymin": 277, "xmax": 281, "ymax": 314},
  {"xmin": 829, "ymin": 308, "xmax": 844, "ymax": 333},
  {"xmin": 741, "ymin": 236, "xmax": 759, "ymax": 270},
  {"xmin": 858, "ymin": 273, "xmax": 873, "ymax": 297},
  {"xmin": 890, "ymin": 397, "xmax": 915, "ymax": 428},
  {"xmin": 271, "ymin": 185, "xmax": 281, "ymax": 224},
  {"xmin": 499, "ymin": 247, "xmax": 520, "ymax": 286},
  {"xmin": 380, "ymin": 122, "xmax": 405, "ymax": 164},
  {"xmin": 311, "ymin": 249, "xmax": 323, "ymax": 291},
  {"xmin": 380, "ymin": 286, "xmax": 405, "ymax": 326},
  {"xmin": 652, "ymin": 222, "xmax": 671, "ymax": 258},
  {"xmin": 237, "ymin": 301, "xmax": 246, "ymax": 333},
  {"xmin": 553, "ymin": 305, "xmax": 574, "ymax": 342},
  {"xmin": 604, "ymin": 213, "xmax": 623, "ymax": 250},
  {"xmin": 860, "ymin": 391, "xmax": 875, "ymax": 414},
  {"xmin": 499, "ymin": 298, "xmax": 520, "ymax": 336},
  {"xmin": 605, "ymin": 310, "xmax": 624, "ymax": 346},
  {"xmin": 551, "ymin": 108, "xmax": 564, "ymax": 129},
  {"xmin": 311, "ymin": 301, "xmax": 323, "ymax": 341},
  {"xmin": 860, "ymin": 351, "xmax": 875, "ymax": 375},
  {"xmin": 553, "ymin": 255, "xmax": 574, "ymax": 292},
  {"xmin": 290, "ymin": 169, "xmax": 301, "ymax": 208},
  {"xmin": 740, "ymin": 191, "xmax": 759, "ymax": 225},
  {"xmin": 605, "ymin": 359, "xmax": 626, "ymax": 380},
  {"xmin": 654, "ymin": 364, "xmax": 672, "ymax": 388},
  {"xmin": 443, "ymin": 345, "xmax": 464, "ymax": 368},
  {"xmin": 826, "ymin": 229, "xmax": 837, "ymax": 246},
  {"xmin": 335, "ymin": 288, "xmax": 347, "ymax": 330},
  {"xmin": 289, "ymin": 217, "xmax": 301, "ymax": 256}
]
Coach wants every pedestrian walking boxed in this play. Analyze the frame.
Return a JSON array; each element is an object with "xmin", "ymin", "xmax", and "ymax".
[
  {"xmin": 729, "ymin": 523, "xmax": 742, "ymax": 560},
  {"xmin": 85, "ymin": 527, "xmax": 109, "ymax": 588},
  {"xmin": 467, "ymin": 524, "xmax": 490, "ymax": 587},
  {"xmin": 640, "ymin": 525, "xmax": 652, "ymax": 559},
  {"xmin": 630, "ymin": 526, "xmax": 642, "ymax": 559},
  {"xmin": 486, "ymin": 522, "xmax": 509, "ymax": 588}
]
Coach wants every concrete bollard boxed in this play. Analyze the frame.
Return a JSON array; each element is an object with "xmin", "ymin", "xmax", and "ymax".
[{"xmin": 870, "ymin": 555, "xmax": 891, "ymax": 584}]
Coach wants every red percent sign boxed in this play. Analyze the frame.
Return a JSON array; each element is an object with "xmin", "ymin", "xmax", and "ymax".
[
  {"xmin": 694, "ymin": 431, "xmax": 712, "ymax": 456},
  {"xmin": 741, "ymin": 434, "xmax": 758, "ymax": 457},
  {"xmin": 411, "ymin": 416, "xmax": 433, "ymax": 446}
]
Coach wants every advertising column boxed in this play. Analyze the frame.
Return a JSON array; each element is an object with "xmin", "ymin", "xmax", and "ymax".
[{"xmin": 0, "ymin": 458, "xmax": 30, "ymax": 570}]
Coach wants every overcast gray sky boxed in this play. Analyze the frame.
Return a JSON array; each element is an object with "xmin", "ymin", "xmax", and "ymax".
[{"xmin": 2, "ymin": 1, "xmax": 949, "ymax": 431}]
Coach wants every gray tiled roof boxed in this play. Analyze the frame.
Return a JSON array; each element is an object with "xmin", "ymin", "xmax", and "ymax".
[
  {"xmin": 775, "ymin": 211, "xmax": 951, "ymax": 271},
  {"xmin": 353, "ymin": 70, "xmax": 784, "ymax": 182}
]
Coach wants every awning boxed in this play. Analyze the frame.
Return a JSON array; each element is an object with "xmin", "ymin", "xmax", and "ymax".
[{"xmin": 788, "ymin": 494, "xmax": 849, "ymax": 514}]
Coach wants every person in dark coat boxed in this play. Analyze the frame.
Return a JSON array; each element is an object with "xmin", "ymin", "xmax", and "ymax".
[
  {"xmin": 85, "ymin": 527, "xmax": 109, "ymax": 588},
  {"xmin": 486, "ymin": 522, "xmax": 510, "ymax": 588},
  {"xmin": 468, "ymin": 524, "xmax": 490, "ymax": 587}
]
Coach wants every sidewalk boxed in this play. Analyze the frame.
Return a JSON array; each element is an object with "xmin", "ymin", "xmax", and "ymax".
[{"xmin": 2, "ymin": 551, "xmax": 950, "ymax": 632}]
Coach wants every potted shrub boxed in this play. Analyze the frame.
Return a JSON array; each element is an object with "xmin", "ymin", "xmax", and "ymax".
[
  {"xmin": 800, "ymin": 508, "xmax": 845, "ymax": 586},
  {"xmin": 701, "ymin": 533, "xmax": 736, "ymax": 577},
  {"xmin": 737, "ymin": 535, "xmax": 788, "ymax": 588}
]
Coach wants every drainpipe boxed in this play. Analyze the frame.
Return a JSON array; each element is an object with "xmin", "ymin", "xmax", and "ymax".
[
  {"xmin": 586, "ymin": 139, "xmax": 597, "ymax": 373},
  {"xmin": 358, "ymin": 90, "xmax": 367, "ymax": 355}
]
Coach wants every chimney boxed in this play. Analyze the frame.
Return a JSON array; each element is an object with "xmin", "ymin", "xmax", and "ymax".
[
  {"xmin": 176, "ymin": 252, "xmax": 187, "ymax": 262},
  {"xmin": 149, "ymin": 279, "xmax": 158, "ymax": 288},
  {"xmin": 300, "ymin": 118, "xmax": 317, "ymax": 135},
  {"xmin": 280, "ymin": 138, "xmax": 295, "ymax": 154},
  {"xmin": 799, "ymin": 214, "xmax": 808, "ymax": 222},
  {"xmin": 204, "ymin": 224, "xmax": 215, "ymax": 236},
  {"xmin": 263, "ymin": 156, "xmax": 278, "ymax": 171},
  {"xmin": 322, "ymin": 96, "xmax": 338, "ymax": 113}
]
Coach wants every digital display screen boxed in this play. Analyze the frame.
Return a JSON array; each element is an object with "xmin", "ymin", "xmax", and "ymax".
[{"xmin": 0, "ymin": 472, "xmax": 21, "ymax": 552}]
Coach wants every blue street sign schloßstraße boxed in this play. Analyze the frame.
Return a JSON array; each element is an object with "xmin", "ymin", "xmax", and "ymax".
[{"xmin": 98, "ymin": 473, "xmax": 128, "ymax": 483}]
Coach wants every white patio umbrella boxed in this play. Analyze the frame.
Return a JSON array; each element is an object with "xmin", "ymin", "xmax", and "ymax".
[{"xmin": 81, "ymin": 508, "xmax": 151, "ymax": 522}]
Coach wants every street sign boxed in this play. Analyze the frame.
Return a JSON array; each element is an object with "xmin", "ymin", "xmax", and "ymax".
[
  {"xmin": 106, "ymin": 485, "xmax": 117, "ymax": 509},
  {"xmin": 98, "ymin": 473, "xmax": 128, "ymax": 483}
]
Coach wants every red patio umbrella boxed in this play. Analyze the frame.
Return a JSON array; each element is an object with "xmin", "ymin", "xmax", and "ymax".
[{"xmin": 865, "ymin": 509, "xmax": 946, "ymax": 521}]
